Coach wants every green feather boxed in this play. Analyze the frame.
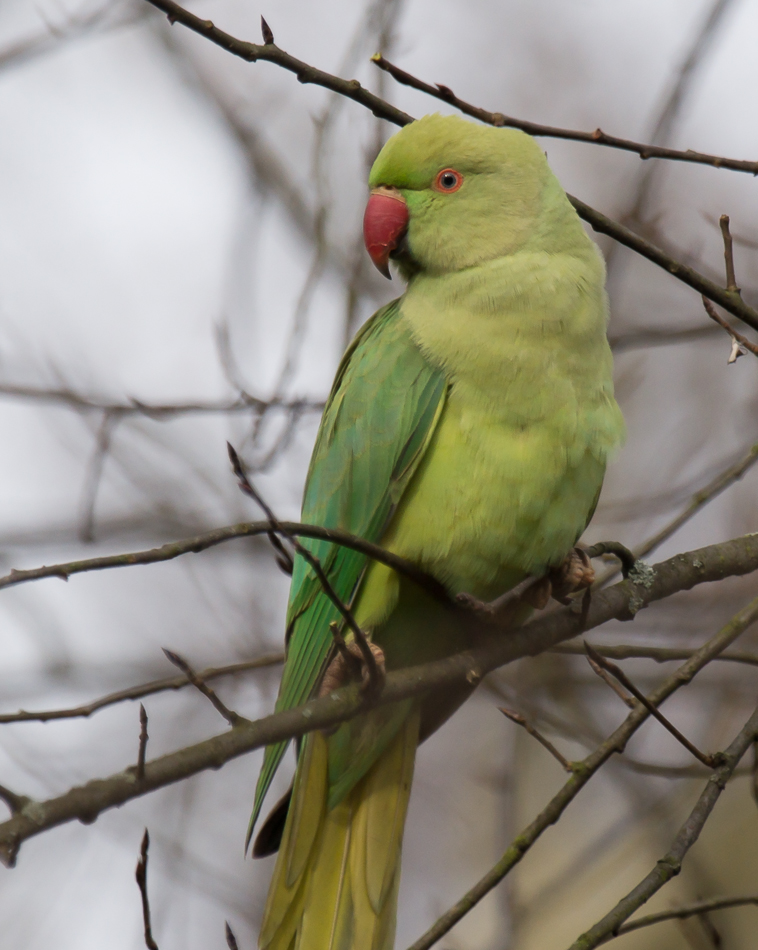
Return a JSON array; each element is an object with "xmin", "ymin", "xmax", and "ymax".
[{"xmin": 249, "ymin": 299, "xmax": 447, "ymax": 841}]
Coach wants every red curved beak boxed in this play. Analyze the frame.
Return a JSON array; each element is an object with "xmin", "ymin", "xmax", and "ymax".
[{"xmin": 363, "ymin": 187, "xmax": 409, "ymax": 279}]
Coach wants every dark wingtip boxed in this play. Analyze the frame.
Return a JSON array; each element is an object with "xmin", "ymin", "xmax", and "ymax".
[{"xmin": 251, "ymin": 786, "xmax": 293, "ymax": 858}]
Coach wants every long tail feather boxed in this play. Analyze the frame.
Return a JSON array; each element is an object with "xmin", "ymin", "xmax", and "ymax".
[{"xmin": 259, "ymin": 712, "xmax": 419, "ymax": 950}]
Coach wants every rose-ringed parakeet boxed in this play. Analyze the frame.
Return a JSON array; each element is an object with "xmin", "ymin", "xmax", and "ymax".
[{"xmin": 251, "ymin": 114, "xmax": 624, "ymax": 949}]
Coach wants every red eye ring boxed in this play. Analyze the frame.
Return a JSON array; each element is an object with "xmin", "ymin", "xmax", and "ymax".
[{"xmin": 433, "ymin": 168, "xmax": 463, "ymax": 193}]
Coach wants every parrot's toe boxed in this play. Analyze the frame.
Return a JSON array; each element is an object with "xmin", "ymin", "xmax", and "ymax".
[
  {"xmin": 318, "ymin": 639, "xmax": 386, "ymax": 697},
  {"xmin": 548, "ymin": 547, "xmax": 595, "ymax": 604}
]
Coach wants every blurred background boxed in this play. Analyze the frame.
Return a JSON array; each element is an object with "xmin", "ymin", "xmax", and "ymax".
[{"xmin": 0, "ymin": 0, "xmax": 757, "ymax": 947}]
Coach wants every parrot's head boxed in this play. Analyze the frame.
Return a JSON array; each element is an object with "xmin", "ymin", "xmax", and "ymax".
[{"xmin": 364, "ymin": 113, "xmax": 562, "ymax": 279}]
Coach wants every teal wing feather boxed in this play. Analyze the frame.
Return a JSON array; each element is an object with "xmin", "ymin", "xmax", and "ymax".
[{"xmin": 249, "ymin": 299, "xmax": 447, "ymax": 838}]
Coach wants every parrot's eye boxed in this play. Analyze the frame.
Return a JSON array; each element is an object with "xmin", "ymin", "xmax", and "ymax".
[{"xmin": 433, "ymin": 168, "xmax": 463, "ymax": 193}]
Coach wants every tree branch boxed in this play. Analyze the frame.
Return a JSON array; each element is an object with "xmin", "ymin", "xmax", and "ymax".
[
  {"xmin": 614, "ymin": 895, "xmax": 758, "ymax": 937},
  {"xmin": 567, "ymin": 706, "xmax": 758, "ymax": 949},
  {"xmin": 0, "ymin": 520, "xmax": 448, "ymax": 603},
  {"xmin": 0, "ymin": 654, "xmax": 283, "ymax": 724},
  {"xmin": 142, "ymin": 0, "xmax": 758, "ymax": 338},
  {"xmin": 2, "ymin": 534, "xmax": 758, "ymax": 867},
  {"xmin": 551, "ymin": 642, "xmax": 758, "ymax": 668},
  {"xmin": 370, "ymin": 53, "xmax": 758, "ymax": 175},
  {"xmin": 405, "ymin": 589, "xmax": 758, "ymax": 950}
]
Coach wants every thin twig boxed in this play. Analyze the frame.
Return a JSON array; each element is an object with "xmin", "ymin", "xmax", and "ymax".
[
  {"xmin": 227, "ymin": 443, "xmax": 382, "ymax": 694},
  {"xmin": 143, "ymin": 0, "xmax": 758, "ymax": 336},
  {"xmin": 0, "ymin": 383, "xmax": 323, "ymax": 419},
  {"xmin": 551, "ymin": 642, "xmax": 758, "ymax": 668},
  {"xmin": 405, "ymin": 590, "xmax": 758, "ymax": 950},
  {"xmin": 499, "ymin": 707, "xmax": 573, "ymax": 772},
  {"xmin": 0, "ymin": 519, "xmax": 447, "ymax": 602},
  {"xmin": 136, "ymin": 705, "xmax": 149, "ymax": 782},
  {"xmin": 567, "ymin": 706, "xmax": 758, "ymax": 949},
  {"xmin": 585, "ymin": 654, "xmax": 636, "ymax": 709},
  {"xmin": 0, "ymin": 654, "xmax": 282, "ymax": 724},
  {"xmin": 618, "ymin": 896, "xmax": 758, "ymax": 938},
  {"xmin": 135, "ymin": 829, "xmax": 159, "ymax": 950},
  {"xmin": 3, "ymin": 536, "xmax": 758, "ymax": 867},
  {"xmin": 584, "ymin": 643, "xmax": 719, "ymax": 768},
  {"xmin": 369, "ymin": 53, "xmax": 757, "ymax": 176},
  {"xmin": 703, "ymin": 297, "xmax": 758, "ymax": 360},
  {"xmin": 161, "ymin": 650, "xmax": 241, "ymax": 727}
]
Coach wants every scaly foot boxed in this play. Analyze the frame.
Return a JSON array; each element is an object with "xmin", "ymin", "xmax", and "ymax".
[
  {"xmin": 318, "ymin": 640, "xmax": 386, "ymax": 697},
  {"xmin": 548, "ymin": 547, "xmax": 595, "ymax": 604}
]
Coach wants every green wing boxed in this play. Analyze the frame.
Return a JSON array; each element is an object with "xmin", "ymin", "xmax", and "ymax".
[{"xmin": 250, "ymin": 299, "xmax": 447, "ymax": 834}]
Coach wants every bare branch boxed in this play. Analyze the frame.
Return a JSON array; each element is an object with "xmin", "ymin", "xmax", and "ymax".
[
  {"xmin": 566, "ymin": 706, "xmax": 758, "ymax": 949},
  {"xmin": 615, "ymin": 895, "xmax": 758, "ymax": 937},
  {"xmin": 161, "ymin": 650, "xmax": 242, "ymax": 727},
  {"xmin": 584, "ymin": 644, "xmax": 719, "ymax": 768},
  {"xmin": 2, "ymin": 535, "xmax": 758, "ymax": 867},
  {"xmin": 703, "ymin": 297, "xmax": 758, "ymax": 360},
  {"xmin": 370, "ymin": 50, "xmax": 756, "ymax": 175},
  {"xmin": 0, "ymin": 654, "xmax": 282, "ymax": 724},
  {"xmin": 405, "ymin": 590, "xmax": 758, "ymax": 950},
  {"xmin": 551, "ymin": 642, "xmax": 758, "ymax": 668},
  {"xmin": 585, "ymin": 654, "xmax": 636, "ymax": 709},
  {"xmin": 0, "ymin": 519, "xmax": 447, "ymax": 603},
  {"xmin": 135, "ymin": 830, "xmax": 159, "ymax": 950},
  {"xmin": 141, "ymin": 0, "xmax": 758, "ymax": 337},
  {"xmin": 0, "ymin": 382, "xmax": 324, "ymax": 419},
  {"xmin": 227, "ymin": 444, "xmax": 382, "ymax": 694},
  {"xmin": 499, "ymin": 707, "xmax": 573, "ymax": 772}
]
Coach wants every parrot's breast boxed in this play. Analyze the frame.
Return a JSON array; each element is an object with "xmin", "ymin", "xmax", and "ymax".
[{"xmin": 376, "ymin": 246, "xmax": 624, "ymax": 601}]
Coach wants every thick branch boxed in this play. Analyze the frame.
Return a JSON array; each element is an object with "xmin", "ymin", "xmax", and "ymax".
[
  {"xmin": 568, "ymin": 705, "xmax": 758, "ymax": 949},
  {"xmin": 2, "ymin": 534, "xmax": 758, "ymax": 866}
]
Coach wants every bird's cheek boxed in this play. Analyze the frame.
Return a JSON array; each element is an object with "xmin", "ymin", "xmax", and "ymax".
[{"xmin": 363, "ymin": 188, "xmax": 409, "ymax": 279}]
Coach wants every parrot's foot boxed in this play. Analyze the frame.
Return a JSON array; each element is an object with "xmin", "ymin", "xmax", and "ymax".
[
  {"xmin": 318, "ymin": 640, "xmax": 386, "ymax": 697},
  {"xmin": 456, "ymin": 548, "xmax": 595, "ymax": 622},
  {"xmin": 456, "ymin": 575, "xmax": 548, "ymax": 624},
  {"xmin": 548, "ymin": 547, "xmax": 595, "ymax": 604}
]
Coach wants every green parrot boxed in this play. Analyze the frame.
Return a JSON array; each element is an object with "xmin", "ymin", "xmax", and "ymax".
[{"xmin": 252, "ymin": 113, "xmax": 624, "ymax": 949}]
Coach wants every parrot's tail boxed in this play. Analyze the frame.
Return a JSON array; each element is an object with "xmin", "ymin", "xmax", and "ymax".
[{"xmin": 258, "ymin": 710, "xmax": 419, "ymax": 950}]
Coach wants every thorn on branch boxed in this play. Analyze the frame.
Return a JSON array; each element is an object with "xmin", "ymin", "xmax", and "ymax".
[
  {"xmin": 0, "ymin": 783, "xmax": 31, "ymax": 816},
  {"xmin": 136, "ymin": 704, "xmax": 149, "ymax": 781},
  {"xmin": 225, "ymin": 921, "xmax": 240, "ymax": 950},
  {"xmin": 136, "ymin": 829, "xmax": 159, "ymax": 950},
  {"xmin": 499, "ymin": 707, "xmax": 573, "ymax": 772},
  {"xmin": 584, "ymin": 643, "xmax": 720, "ymax": 768},
  {"xmin": 719, "ymin": 214, "xmax": 740, "ymax": 295},
  {"xmin": 162, "ymin": 649, "xmax": 241, "ymax": 726},
  {"xmin": 260, "ymin": 16, "xmax": 274, "ymax": 45}
]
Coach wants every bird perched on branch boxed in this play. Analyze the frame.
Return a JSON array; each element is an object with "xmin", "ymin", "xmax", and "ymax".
[{"xmin": 251, "ymin": 113, "xmax": 624, "ymax": 949}]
